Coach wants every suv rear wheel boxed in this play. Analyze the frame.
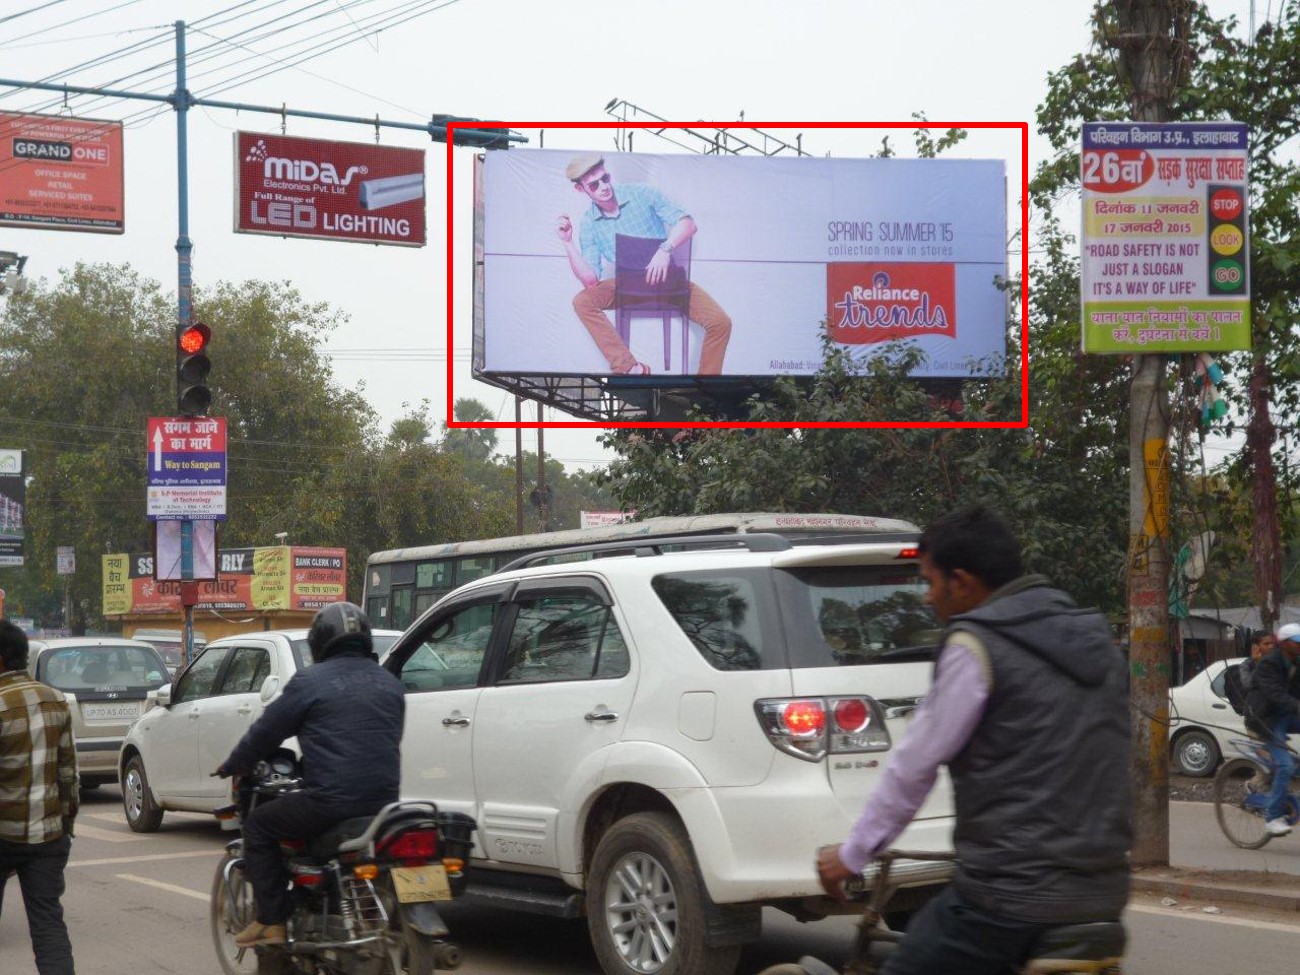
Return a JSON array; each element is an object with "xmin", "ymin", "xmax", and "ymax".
[{"xmin": 587, "ymin": 812, "xmax": 742, "ymax": 975}]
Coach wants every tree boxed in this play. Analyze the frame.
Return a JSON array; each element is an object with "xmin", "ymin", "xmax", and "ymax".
[{"xmin": 440, "ymin": 397, "xmax": 499, "ymax": 460}]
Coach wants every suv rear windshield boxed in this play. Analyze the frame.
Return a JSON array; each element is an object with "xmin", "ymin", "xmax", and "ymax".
[
  {"xmin": 37, "ymin": 645, "xmax": 170, "ymax": 692},
  {"xmin": 778, "ymin": 565, "xmax": 940, "ymax": 666},
  {"xmin": 651, "ymin": 565, "xmax": 940, "ymax": 671}
]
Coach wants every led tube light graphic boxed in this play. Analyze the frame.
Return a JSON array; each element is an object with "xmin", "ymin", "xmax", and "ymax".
[{"xmin": 358, "ymin": 172, "xmax": 425, "ymax": 210}]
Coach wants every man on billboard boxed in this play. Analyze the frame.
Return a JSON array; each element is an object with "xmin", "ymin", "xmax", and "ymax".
[{"xmin": 556, "ymin": 154, "xmax": 732, "ymax": 375}]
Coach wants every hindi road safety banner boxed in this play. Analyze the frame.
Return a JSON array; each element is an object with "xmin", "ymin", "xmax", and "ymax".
[{"xmin": 1080, "ymin": 122, "xmax": 1250, "ymax": 353}]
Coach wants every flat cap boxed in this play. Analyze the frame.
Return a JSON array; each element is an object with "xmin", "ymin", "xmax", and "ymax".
[
  {"xmin": 1277, "ymin": 623, "xmax": 1300, "ymax": 644},
  {"xmin": 566, "ymin": 154, "xmax": 605, "ymax": 182}
]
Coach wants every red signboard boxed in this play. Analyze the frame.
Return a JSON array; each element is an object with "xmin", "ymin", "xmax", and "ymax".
[
  {"xmin": 826, "ymin": 263, "xmax": 957, "ymax": 345},
  {"xmin": 234, "ymin": 131, "xmax": 425, "ymax": 246},
  {"xmin": 0, "ymin": 112, "xmax": 124, "ymax": 233}
]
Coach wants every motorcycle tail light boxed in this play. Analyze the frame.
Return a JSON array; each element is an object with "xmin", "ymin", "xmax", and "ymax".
[
  {"xmin": 442, "ymin": 857, "xmax": 464, "ymax": 875},
  {"xmin": 279, "ymin": 839, "xmax": 305, "ymax": 852},
  {"xmin": 352, "ymin": 863, "xmax": 379, "ymax": 880},
  {"xmin": 291, "ymin": 866, "xmax": 324, "ymax": 888},
  {"xmin": 378, "ymin": 828, "xmax": 439, "ymax": 862}
]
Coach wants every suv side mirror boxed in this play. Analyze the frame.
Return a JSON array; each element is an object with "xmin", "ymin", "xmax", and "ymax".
[
  {"xmin": 154, "ymin": 685, "xmax": 172, "ymax": 708},
  {"xmin": 259, "ymin": 675, "xmax": 280, "ymax": 703}
]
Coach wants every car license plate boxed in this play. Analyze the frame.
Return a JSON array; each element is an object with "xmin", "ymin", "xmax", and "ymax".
[
  {"xmin": 391, "ymin": 865, "xmax": 452, "ymax": 903},
  {"xmin": 82, "ymin": 702, "xmax": 141, "ymax": 721}
]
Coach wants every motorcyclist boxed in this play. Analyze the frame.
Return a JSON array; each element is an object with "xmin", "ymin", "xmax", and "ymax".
[{"xmin": 214, "ymin": 602, "xmax": 405, "ymax": 947}]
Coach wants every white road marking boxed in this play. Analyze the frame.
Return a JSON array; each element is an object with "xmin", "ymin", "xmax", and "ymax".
[
  {"xmin": 116, "ymin": 873, "xmax": 210, "ymax": 902},
  {"xmin": 73, "ymin": 823, "xmax": 144, "ymax": 843},
  {"xmin": 1129, "ymin": 902, "xmax": 1300, "ymax": 933},
  {"xmin": 70, "ymin": 849, "xmax": 221, "ymax": 868},
  {"xmin": 86, "ymin": 811, "xmax": 127, "ymax": 824}
]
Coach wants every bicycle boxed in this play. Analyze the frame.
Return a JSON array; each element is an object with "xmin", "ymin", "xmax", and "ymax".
[
  {"xmin": 1213, "ymin": 737, "xmax": 1300, "ymax": 849},
  {"xmin": 756, "ymin": 850, "xmax": 1125, "ymax": 975}
]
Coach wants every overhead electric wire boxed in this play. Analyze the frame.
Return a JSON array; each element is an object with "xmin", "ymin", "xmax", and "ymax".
[
  {"xmin": 0, "ymin": 0, "xmax": 72, "ymax": 28},
  {"xmin": 0, "ymin": 0, "xmax": 433, "ymax": 183},
  {"xmin": 22, "ymin": 0, "xmax": 434, "ymax": 126},
  {"xmin": 6, "ymin": 0, "xmax": 341, "ymax": 116},
  {"xmin": 106, "ymin": 0, "xmax": 455, "ymax": 133},
  {"xmin": 0, "ymin": 0, "xmax": 148, "ymax": 51}
]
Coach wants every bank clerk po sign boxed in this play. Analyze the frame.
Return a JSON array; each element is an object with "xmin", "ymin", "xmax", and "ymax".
[{"xmin": 233, "ymin": 131, "xmax": 426, "ymax": 247}]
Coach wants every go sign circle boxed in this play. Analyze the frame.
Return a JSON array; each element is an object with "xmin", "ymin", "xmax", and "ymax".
[{"xmin": 1210, "ymin": 187, "xmax": 1244, "ymax": 221}]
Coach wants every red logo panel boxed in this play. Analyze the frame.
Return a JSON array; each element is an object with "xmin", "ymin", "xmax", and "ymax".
[{"xmin": 826, "ymin": 263, "xmax": 957, "ymax": 345}]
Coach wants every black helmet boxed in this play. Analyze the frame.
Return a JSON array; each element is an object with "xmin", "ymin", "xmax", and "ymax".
[{"xmin": 307, "ymin": 601, "xmax": 373, "ymax": 662}]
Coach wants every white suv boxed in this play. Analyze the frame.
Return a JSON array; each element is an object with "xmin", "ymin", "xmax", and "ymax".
[{"xmin": 382, "ymin": 531, "xmax": 955, "ymax": 975}]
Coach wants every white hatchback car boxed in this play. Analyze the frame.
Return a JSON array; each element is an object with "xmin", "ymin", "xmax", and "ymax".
[
  {"xmin": 118, "ymin": 627, "xmax": 401, "ymax": 831},
  {"xmin": 1169, "ymin": 657, "xmax": 1248, "ymax": 776},
  {"xmin": 383, "ymin": 530, "xmax": 954, "ymax": 975}
]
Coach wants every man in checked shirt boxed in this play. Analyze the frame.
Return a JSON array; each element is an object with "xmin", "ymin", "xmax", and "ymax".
[
  {"xmin": 557, "ymin": 154, "xmax": 733, "ymax": 375},
  {"xmin": 0, "ymin": 619, "xmax": 78, "ymax": 975}
]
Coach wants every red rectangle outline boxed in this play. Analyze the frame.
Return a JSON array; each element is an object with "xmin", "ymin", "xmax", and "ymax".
[{"xmin": 447, "ymin": 121, "xmax": 1029, "ymax": 431}]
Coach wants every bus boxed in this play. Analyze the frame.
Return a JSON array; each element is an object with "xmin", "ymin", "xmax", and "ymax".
[{"xmin": 362, "ymin": 511, "xmax": 921, "ymax": 631}]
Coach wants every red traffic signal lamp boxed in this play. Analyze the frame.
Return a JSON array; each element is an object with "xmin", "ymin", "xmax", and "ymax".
[{"xmin": 177, "ymin": 321, "xmax": 212, "ymax": 416}]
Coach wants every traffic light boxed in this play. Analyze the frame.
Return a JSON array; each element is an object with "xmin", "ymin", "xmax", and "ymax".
[
  {"xmin": 176, "ymin": 321, "xmax": 211, "ymax": 416},
  {"xmin": 428, "ymin": 114, "xmax": 515, "ymax": 150}
]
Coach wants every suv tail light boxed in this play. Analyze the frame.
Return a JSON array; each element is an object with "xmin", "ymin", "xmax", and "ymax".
[{"xmin": 754, "ymin": 696, "xmax": 891, "ymax": 761}]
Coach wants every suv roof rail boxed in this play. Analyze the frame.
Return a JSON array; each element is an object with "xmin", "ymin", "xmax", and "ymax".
[{"xmin": 498, "ymin": 532, "xmax": 793, "ymax": 573}]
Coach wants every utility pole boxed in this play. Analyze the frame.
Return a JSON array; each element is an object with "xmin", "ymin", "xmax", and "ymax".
[{"xmin": 1111, "ymin": 0, "xmax": 1183, "ymax": 867}]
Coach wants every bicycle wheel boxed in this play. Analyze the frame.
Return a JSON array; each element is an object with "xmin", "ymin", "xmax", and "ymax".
[{"xmin": 1214, "ymin": 758, "xmax": 1272, "ymax": 849}]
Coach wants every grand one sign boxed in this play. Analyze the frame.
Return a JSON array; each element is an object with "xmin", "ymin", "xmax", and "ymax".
[
  {"xmin": 0, "ymin": 112, "xmax": 124, "ymax": 233},
  {"xmin": 476, "ymin": 149, "xmax": 1007, "ymax": 379},
  {"xmin": 234, "ymin": 131, "xmax": 425, "ymax": 246}
]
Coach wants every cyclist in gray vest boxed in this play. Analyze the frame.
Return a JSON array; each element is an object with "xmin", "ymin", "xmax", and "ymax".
[{"xmin": 817, "ymin": 505, "xmax": 1131, "ymax": 974}]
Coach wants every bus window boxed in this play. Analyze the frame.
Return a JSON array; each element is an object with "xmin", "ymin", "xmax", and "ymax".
[
  {"xmin": 414, "ymin": 591, "xmax": 439, "ymax": 619},
  {"xmin": 457, "ymin": 556, "xmax": 495, "ymax": 585},
  {"xmin": 417, "ymin": 560, "xmax": 454, "ymax": 591},
  {"xmin": 391, "ymin": 588, "xmax": 414, "ymax": 630},
  {"xmin": 367, "ymin": 596, "xmax": 390, "ymax": 625}
]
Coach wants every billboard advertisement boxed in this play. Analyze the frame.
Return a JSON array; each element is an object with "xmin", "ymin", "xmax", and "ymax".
[
  {"xmin": 0, "ymin": 449, "xmax": 23, "ymax": 567},
  {"xmin": 476, "ymin": 149, "xmax": 1007, "ymax": 378},
  {"xmin": 0, "ymin": 112, "xmax": 124, "ymax": 233},
  {"xmin": 1080, "ymin": 122, "xmax": 1250, "ymax": 353},
  {"xmin": 146, "ymin": 416, "xmax": 227, "ymax": 521},
  {"xmin": 234, "ymin": 131, "xmax": 425, "ymax": 246},
  {"xmin": 103, "ymin": 545, "xmax": 347, "ymax": 616}
]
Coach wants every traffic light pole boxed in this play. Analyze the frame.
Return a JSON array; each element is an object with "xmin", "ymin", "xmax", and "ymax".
[{"xmin": 173, "ymin": 22, "xmax": 199, "ymax": 669}]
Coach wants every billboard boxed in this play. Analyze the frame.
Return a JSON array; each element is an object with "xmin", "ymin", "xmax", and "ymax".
[
  {"xmin": 102, "ymin": 546, "xmax": 347, "ymax": 616},
  {"xmin": 1080, "ymin": 122, "xmax": 1250, "ymax": 353},
  {"xmin": 476, "ymin": 149, "xmax": 1007, "ymax": 378},
  {"xmin": 0, "ymin": 449, "xmax": 23, "ymax": 567},
  {"xmin": 234, "ymin": 131, "xmax": 425, "ymax": 246},
  {"xmin": 0, "ymin": 112, "xmax": 124, "ymax": 233},
  {"xmin": 146, "ymin": 416, "xmax": 227, "ymax": 521}
]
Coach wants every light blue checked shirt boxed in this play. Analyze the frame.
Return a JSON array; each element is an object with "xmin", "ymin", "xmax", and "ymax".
[{"xmin": 579, "ymin": 183, "xmax": 688, "ymax": 280}]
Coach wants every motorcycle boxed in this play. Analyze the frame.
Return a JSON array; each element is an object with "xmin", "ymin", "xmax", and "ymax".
[
  {"xmin": 758, "ymin": 850, "xmax": 1126, "ymax": 975},
  {"xmin": 210, "ymin": 750, "xmax": 475, "ymax": 975}
]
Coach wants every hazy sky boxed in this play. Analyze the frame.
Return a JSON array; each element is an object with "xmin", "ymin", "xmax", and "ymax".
[{"xmin": 0, "ymin": 0, "xmax": 1261, "ymax": 470}]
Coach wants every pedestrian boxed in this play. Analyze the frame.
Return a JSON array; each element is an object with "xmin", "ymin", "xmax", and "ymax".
[
  {"xmin": 0, "ymin": 619, "xmax": 78, "ymax": 975},
  {"xmin": 816, "ymin": 505, "xmax": 1131, "ymax": 974}
]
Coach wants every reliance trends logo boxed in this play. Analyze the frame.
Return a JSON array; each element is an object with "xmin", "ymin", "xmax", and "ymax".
[
  {"xmin": 826, "ymin": 263, "xmax": 957, "ymax": 345},
  {"xmin": 245, "ymin": 139, "xmax": 367, "ymax": 186}
]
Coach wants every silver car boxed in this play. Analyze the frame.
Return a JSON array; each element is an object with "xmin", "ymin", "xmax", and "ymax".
[
  {"xmin": 27, "ymin": 637, "xmax": 171, "ymax": 791},
  {"xmin": 118, "ymin": 627, "xmax": 401, "ymax": 831}
]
